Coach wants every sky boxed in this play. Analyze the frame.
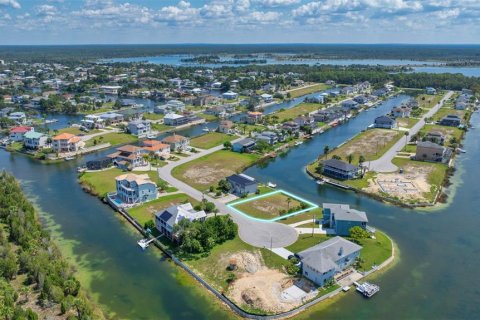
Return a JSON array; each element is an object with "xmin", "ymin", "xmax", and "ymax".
[{"xmin": 0, "ymin": 0, "xmax": 479, "ymax": 45}]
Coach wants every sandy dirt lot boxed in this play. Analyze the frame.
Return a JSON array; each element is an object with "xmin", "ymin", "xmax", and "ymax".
[
  {"xmin": 182, "ymin": 165, "xmax": 233, "ymax": 186},
  {"xmin": 364, "ymin": 162, "xmax": 434, "ymax": 202},
  {"xmin": 235, "ymin": 193, "xmax": 302, "ymax": 219}
]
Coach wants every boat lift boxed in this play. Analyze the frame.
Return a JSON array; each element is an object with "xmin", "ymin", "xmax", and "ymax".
[{"xmin": 137, "ymin": 235, "xmax": 163, "ymax": 251}]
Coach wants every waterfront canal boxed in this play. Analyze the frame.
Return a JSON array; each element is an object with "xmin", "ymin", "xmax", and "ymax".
[{"xmin": 1, "ymin": 99, "xmax": 479, "ymax": 319}]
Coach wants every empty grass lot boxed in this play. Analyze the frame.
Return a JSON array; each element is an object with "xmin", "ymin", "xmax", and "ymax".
[
  {"xmin": 58, "ymin": 127, "xmax": 101, "ymax": 135},
  {"xmin": 232, "ymin": 192, "xmax": 306, "ymax": 220},
  {"xmin": 143, "ymin": 113, "xmax": 164, "ymax": 120},
  {"xmin": 286, "ymin": 234, "xmax": 330, "ymax": 253},
  {"xmin": 274, "ymin": 103, "xmax": 322, "ymax": 122},
  {"xmin": 128, "ymin": 193, "xmax": 198, "ymax": 226},
  {"xmin": 84, "ymin": 132, "xmax": 138, "ymax": 147},
  {"xmin": 172, "ymin": 150, "xmax": 259, "ymax": 191},
  {"xmin": 277, "ymin": 208, "xmax": 323, "ymax": 225},
  {"xmin": 79, "ymin": 168, "xmax": 163, "ymax": 198},
  {"xmin": 190, "ymin": 132, "xmax": 238, "ymax": 149},
  {"xmin": 416, "ymin": 93, "xmax": 444, "ymax": 109},
  {"xmin": 288, "ymin": 83, "xmax": 329, "ymax": 98},
  {"xmin": 353, "ymin": 230, "xmax": 392, "ymax": 271},
  {"xmin": 397, "ymin": 117, "xmax": 419, "ymax": 128}
]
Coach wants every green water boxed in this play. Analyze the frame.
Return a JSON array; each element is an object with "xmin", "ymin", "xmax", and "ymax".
[{"xmin": 1, "ymin": 104, "xmax": 479, "ymax": 319}]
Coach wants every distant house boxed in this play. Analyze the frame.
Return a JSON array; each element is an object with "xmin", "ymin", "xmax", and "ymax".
[
  {"xmin": 226, "ymin": 174, "xmax": 258, "ymax": 195},
  {"xmin": 341, "ymin": 100, "xmax": 359, "ymax": 111},
  {"xmin": 9, "ymin": 125, "xmax": 33, "ymax": 142},
  {"xmin": 353, "ymin": 95, "xmax": 369, "ymax": 104},
  {"xmin": 246, "ymin": 111, "xmax": 263, "ymax": 124},
  {"xmin": 8, "ymin": 112, "xmax": 26, "ymax": 124},
  {"xmin": 391, "ymin": 105, "xmax": 412, "ymax": 118},
  {"xmin": 108, "ymin": 145, "xmax": 147, "ymax": 170},
  {"xmin": 255, "ymin": 131, "xmax": 278, "ymax": 145},
  {"xmin": 161, "ymin": 134, "xmax": 189, "ymax": 151},
  {"xmin": 439, "ymin": 114, "xmax": 461, "ymax": 127},
  {"xmin": 260, "ymin": 93, "xmax": 273, "ymax": 103},
  {"xmin": 340, "ymin": 86, "xmax": 355, "ymax": 95},
  {"xmin": 372, "ymin": 88, "xmax": 388, "ymax": 97},
  {"xmin": 222, "ymin": 91, "xmax": 238, "ymax": 100},
  {"xmin": 415, "ymin": 141, "xmax": 451, "ymax": 163},
  {"xmin": 313, "ymin": 108, "xmax": 342, "ymax": 123},
  {"xmin": 282, "ymin": 121, "xmax": 300, "ymax": 133},
  {"xmin": 218, "ymin": 120, "xmax": 234, "ymax": 134},
  {"xmin": 232, "ymin": 138, "xmax": 256, "ymax": 153},
  {"xmin": 424, "ymin": 131, "xmax": 445, "ymax": 145},
  {"xmin": 426, "ymin": 87, "xmax": 437, "ymax": 95},
  {"xmin": 23, "ymin": 131, "xmax": 48, "ymax": 149},
  {"xmin": 100, "ymin": 85, "xmax": 122, "ymax": 95},
  {"xmin": 81, "ymin": 114, "xmax": 105, "ymax": 129},
  {"xmin": 294, "ymin": 116, "xmax": 315, "ymax": 127},
  {"xmin": 455, "ymin": 101, "xmax": 467, "ymax": 110},
  {"xmin": 374, "ymin": 115, "xmax": 397, "ymax": 129},
  {"xmin": 155, "ymin": 203, "xmax": 206, "ymax": 240},
  {"xmin": 164, "ymin": 113, "xmax": 190, "ymax": 126},
  {"xmin": 99, "ymin": 112, "xmax": 124, "ymax": 124},
  {"xmin": 86, "ymin": 157, "xmax": 113, "ymax": 170},
  {"xmin": 52, "ymin": 133, "xmax": 84, "ymax": 153},
  {"xmin": 321, "ymin": 159, "xmax": 362, "ymax": 180},
  {"xmin": 154, "ymin": 100, "xmax": 185, "ymax": 114},
  {"xmin": 297, "ymin": 236, "xmax": 362, "ymax": 287},
  {"xmin": 115, "ymin": 173, "xmax": 157, "ymax": 205},
  {"xmin": 142, "ymin": 140, "xmax": 171, "ymax": 158},
  {"xmin": 322, "ymin": 203, "xmax": 368, "ymax": 236},
  {"xmin": 127, "ymin": 120, "xmax": 151, "ymax": 137}
]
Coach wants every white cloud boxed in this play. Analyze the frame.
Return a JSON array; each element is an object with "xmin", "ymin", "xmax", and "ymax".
[
  {"xmin": 0, "ymin": 0, "xmax": 21, "ymax": 9},
  {"xmin": 436, "ymin": 8, "xmax": 460, "ymax": 19},
  {"xmin": 256, "ymin": 0, "xmax": 300, "ymax": 7},
  {"xmin": 242, "ymin": 10, "xmax": 282, "ymax": 23},
  {"xmin": 36, "ymin": 4, "xmax": 58, "ymax": 16},
  {"xmin": 157, "ymin": 1, "xmax": 199, "ymax": 23}
]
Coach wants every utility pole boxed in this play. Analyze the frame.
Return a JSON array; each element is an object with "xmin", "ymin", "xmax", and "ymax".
[{"xmin": 312, "ymin": 213, "xmax": 315, "ymax": 236}]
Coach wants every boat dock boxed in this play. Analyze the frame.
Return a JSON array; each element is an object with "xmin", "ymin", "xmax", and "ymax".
[{"xmin": 354, "ymin": 282, "xmax": 380, "ymax": 298}]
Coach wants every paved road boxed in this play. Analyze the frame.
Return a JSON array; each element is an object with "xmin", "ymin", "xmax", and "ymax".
[
  {"xmin": 368, "ymin": 91, "xmax": 454, "ymax": 173},
  {"xmin": 157, "ymin": 139, "xmax": 299, "ymax": 248}
]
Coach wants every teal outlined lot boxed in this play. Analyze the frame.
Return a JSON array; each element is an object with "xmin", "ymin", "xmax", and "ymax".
[{"xmin": 227, "ymin": 189, "xmax": 319, "ymax": 222}]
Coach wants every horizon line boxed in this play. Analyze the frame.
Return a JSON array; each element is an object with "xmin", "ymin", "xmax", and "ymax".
[{"xmin": 1, "ymin": 43, "xmax": 480, "ymax": 47}]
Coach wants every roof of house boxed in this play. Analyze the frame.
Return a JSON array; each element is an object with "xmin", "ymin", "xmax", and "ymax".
[
  {"xmin": 220, "ymin": 120, "xmax": 234, "ymax": 128},
  {"xmin": 162, "ymin": 134, "xmax": 187, "ymax": 143},
  {"xmin": 322, "ymin": 159, "xmax": 360, "ymax": 172},
  {"xmin": 155, "ymin": 203, "xmax": 206, "ymax": 227},
  {"xmin": 226, "ymin": 174, "xmax": 257, "ymax": 186},
  {"xmin": 417, "ymin": 141, "xmax": 444, "ymax": 149},
  {"xmin": 323, "ymin": 203, "xmax": 368, "ymax": 222},
  {"xmin": 164, "ymin": 113, "xmax": 185, "ymax": 120},
  {"xmin": 143, "ymin": 142, "xmax": 170, "ymax": 152},
  {"xmin": 234, "ymin": 138, "xmax": 256, "ymax": 147},
  {"xmin": 115, "ymin": 173, "xmax": 156, "ymax": 186},
  {"xmin": 374, "ymin": 115, "xmax": 394, "ymax": 124},
  {"xmin": 117, "ymin": 145, "xmax": 143, "ymax": 153},
  {"xmin": 23, "ymin": 131, "xmax": 45, "ymax": 139},
  {"xmin": 247, "ymin": 111, "xmax": 263, "ymax": 116},
  {"xmin": 53, "ymin": 133, "xmax": 75, "ymax": 140},
  {"xmin": 10, "ymin": 126, "xmax": 32, "ymax": 133},
  {"xmin": 426, "ymin": 131, "xmax": 444, "ymax": 137},
  {"xmin": 297, "ymin": 236, "xmax": 362, "ymax": 273}
]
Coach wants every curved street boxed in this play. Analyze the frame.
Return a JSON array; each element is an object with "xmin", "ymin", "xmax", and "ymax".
[{"xmin": 157, "ymin": 140, "xmax": 299, "ymax": 248}]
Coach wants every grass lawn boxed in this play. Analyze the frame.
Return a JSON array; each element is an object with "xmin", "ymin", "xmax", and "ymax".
[
  {"xmin": 397, "ymin": 117, "xmax": 419, "ymax": 128},
  {"xmin": 233, "ymin": 193, "xmax": 305, "ymax": 220},
  {"xmin": 143, "ymin": 113, "xmax": 164, "ymax": 120},
  {"xmin": 6, "ymin": 142, "xmax": 23, "ymax": 152},
  {"xmin": 353, "ymin": 230, "xmax": 392, "ymax": 271},
  {"xmin": 190, "ymin": 132, "xmax": 238, "ymax": 149},
  {"xmin": 198, "ymin": 113, "xmax": 218, "ymax": 122},
  {"xmin": 416, "ymin": 93, "xmax": 444, "ymax": 109},
  {"xmin": 57, "ymin": 127, "xmax": 87, "ymax": 135},
  {"xmin": 403, "ymin": 144, "xmax": 417, "ymax": 153},
  {"xmin": 236, "ymin": 124, "xmax": 265, "ymax": 135},
  {"xmin": 392, "ymin": 157, "xmax": 448, "ymax": 202},
  {"xmin": 286, "ymin": 234, "xmax": 330, "ymax": 253},
  {"xmin": 84, "ymin": 132, "xmax": 138, "ymax": 147},
  {"xmin": 273, "ymin": 103, "xmax": 322, "ymax": 122},
  {"xmin": 277, "ymin": 208, "xmax": 322, "ymax": 225},
  {"xmin": 327, "ymin": 129, "xmax": 404, "ymax": 165},
  {"xmin": 128, "ymin": 193, "xmax": 198, "ymax": 226},
  {"xmin": 288, "ymin": 83, "xmax": 329, "ymax": 98},
  {"xmin": 419, "ymin": 124, "xmax": 464, "ymax": 147},
  {"xmin": 431, "ymin": 107, "xmax": 466, "ymax": 122},
  {"xmin": 343, "ymin": 171, "xmax": 377, "ymax": 190},
  {"xmin": 172, "ymin": 150, "xmax": 260, "ymax": 191},
  {"xmin": 151, "ymin": 123, "xmax": 172, "ymax": 133},
  {"xmin": 79, "ymin": 168, "xmax": 165, "ymax": 198}
]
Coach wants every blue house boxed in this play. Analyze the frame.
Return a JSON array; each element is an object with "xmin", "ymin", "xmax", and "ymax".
[
  {"xmin": 115, "ymin": 173, "xmax": 157, "ymax": 205},
  {"xmin": 226, "ymin": 174, "xmax": 258, "ymax": 195},
  {"xmin": 322, "ymin": 203, "xmax": 369, "ymax": 236},
  {"xmin": 374, "ymin": 115, "xmax": 396, "ymax": 129},
  {"xmin": 439, "ymin": 114, "xmax": 461, "ymax": 127},
  {"xmin": 322, "ymin": 159, "xmax": 361, "ymax": 180},
  {"xmin": 297, "ymin": 237, "xmax": 362, "ymax": 287},
  {"xmin": 232, "ymin": 138, "xmax": 256, "ymax": 153}
]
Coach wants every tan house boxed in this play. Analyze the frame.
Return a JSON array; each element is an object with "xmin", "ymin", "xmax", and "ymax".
[
  {"xmin": 161, "ymin": 134, "xmax": 190, "ymax": 151},
  {"xmin": 52, "ymin": 133, "xmax": 85, "ymax": 153},
  {"xmin": 218, "ymin": 120, "xmax": 234, "ymax": 134},
  {"xmin": 415, "ymin": 141, "xmax": 451, "ymax": 163},
  {"xmin": 142, "ymin": 140, "xmax": 171, "ymax": 158}
]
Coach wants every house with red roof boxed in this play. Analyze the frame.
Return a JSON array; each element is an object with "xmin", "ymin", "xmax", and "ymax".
[
  {"xmin": 9, "ymin": 126, "xmax": 33, "ymax": 142},
  {"xmin": 52, "ymin": 133, "xmax": 85, "ymax": 153}
]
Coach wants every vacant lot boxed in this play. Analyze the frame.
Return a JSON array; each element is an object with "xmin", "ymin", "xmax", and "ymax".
[
  {"xmin": 128, "ymin": 193, "xmax": 198, "ymax": 226},
  {"xmin": 416, "ymin": 93, "xmax": 444, "ymax": 109},
  {"xmin": 58, "ymin": 127, "xmax": 101, "ymax": 135},
  {"xmin": 190, "ymin": 132, "xmax": 238, "ymax": 149},
  {"xmin": 79, "ymin": 168, "xmax": 161, "ymax": 197},
  {"xmin": 397, "ymin": 117, "xmax": 418, "ymax": 128},
  {"xmin": 329, "ymin": 129, "xmax": 404, "ymax": 165},
  {"xmin": 277, "ymin": 208, "xmax": 322, "ymax": 225},
  {"xmin": 274, "ymin": 103, "xmax": 321, "ymax": 122},
  {"xmin": 288, "ymin": 83, "xmax": 329, "ymax": 98},
  {"xmin": 84, "ymin": 132, "xmax": 138, "ymax": 147},
  {"xmin": 143, "ymin": 113, "xmax": 164, "ymax": 120},
  {"xmin": 419, "ymin": 124, "xmax": 464, "ymax": 147},
  {"xmin": 172, "ymin": 150, "xmax": 259, "ymax": 191},
  {"xmin": 233, "ymin": 192, "xmax": 306, "ymax": 220},
  {"xmin": 286, "ymin": 234, "xmax": 330, "ymax": 253}
]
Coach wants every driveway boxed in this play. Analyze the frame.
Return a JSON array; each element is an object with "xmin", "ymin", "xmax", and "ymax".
[
  {"xmin": 368, "ymin": 91, "xmax": 454, "ymax": 173},
  {"xmin": 157, "ymin": 138, "xmax": 299, "ymax": 248}
]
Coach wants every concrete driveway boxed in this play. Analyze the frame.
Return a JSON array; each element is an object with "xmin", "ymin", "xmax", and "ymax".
[
  {"xmin": 157, "ymin": 139, "xmax": 299, "ymax": 248},
  {"xmin": 368, "ymin": 91, "xmax": 454, "ymax": 173}
]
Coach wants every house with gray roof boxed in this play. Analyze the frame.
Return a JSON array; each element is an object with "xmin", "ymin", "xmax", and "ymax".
[
  {"xmin": 322, "ymin": 203, "xmax": 368, "ymax": 236},
  {"xmin": 321, "ymin": 159, "xmax": 361, "ymax": 180},
  {"xmin": 374, "ymin": 115, "xmax": 396, "ymax": 129},
  {"xmin": 226, "ymin": 174, "xmax": 258, "ymax": 195},
  {"xmin": 155, "ymin": 203, "xmax": 206, "ymax": 240},
  {"xmin": 297, "ymin": 236, "xmax": 362, "ymax": 287},
  {"xmin": 232, "ymin": 138, "xmax": 256, "ymax": 153},
  {"xmin": 415, "ymin": 141, "xmax": 451, "ymax": 163}
]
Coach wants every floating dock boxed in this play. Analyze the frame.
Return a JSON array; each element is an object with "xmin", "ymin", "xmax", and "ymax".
[{"xmin": 354, "ymin": 282, "xmax": 380, "ymax": 298}]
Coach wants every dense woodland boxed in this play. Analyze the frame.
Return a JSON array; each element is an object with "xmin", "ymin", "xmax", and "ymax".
[
  {"xmin": 1, "ymin": 44, "xmax": 480, "ymax": 63},
  {"xmin": 0, "ymin": 172, "xmax": 103, "ymax": 320}
]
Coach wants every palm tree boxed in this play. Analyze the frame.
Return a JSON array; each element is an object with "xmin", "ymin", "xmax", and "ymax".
[
  {"xmin": 323, "ymin": 145, "xmax": 330, "ymax": 159},
  {"xmin": 347, "ymin": 154, "xmax": 354, "ymax": 164},
  {"xmin": 286, "ymin": 197, "xmax": 292, "ymax": 211}
]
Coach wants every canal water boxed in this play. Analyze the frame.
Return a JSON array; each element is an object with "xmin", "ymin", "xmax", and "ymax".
[{"xmin": 1, "ymin": 98, "xmax": 480, "ymax": 319}]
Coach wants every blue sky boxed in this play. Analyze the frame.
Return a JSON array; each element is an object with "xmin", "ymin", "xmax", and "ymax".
[{"xmin": 0, "ymin": 0, "xmax": 479, "ymax": 44}]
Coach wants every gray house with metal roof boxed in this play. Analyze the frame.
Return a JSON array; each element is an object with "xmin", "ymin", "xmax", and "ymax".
[
  {"xmin": 155, "ymin": 203, "xmax": 206, "ymax": 240},
  {"xmin": 322, "ymin": 203, "xmax": 368, "ymax": 236},
  {"xmin": 297, "ymin": 236, "xmax": 362, "ymax": 287},
  {"xmin": 321, "ymin": 159, "xmax": 361, "ymax": 180},
  {"xmin": 226, "ymin": 174, "xmax": 258, "ymax": 195}
]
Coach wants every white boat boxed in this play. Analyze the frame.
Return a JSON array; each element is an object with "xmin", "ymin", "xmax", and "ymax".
[
  {"xmin": 137, "ymin": 239, "xmax": 149, "ymax": 250},
  {"xmin": 146, "ymin": 134, "xmax": 156, "ymax": 139},
  {"xmin": 202, "ymin": 127, "xmax": 210, "ymax": 132},
  {"xmin": 294, "ymin": 141, "xmax": 303, "ymax": 146},
  {"xmin": 267, "ymin": 182, "xmax": 277, "ymax": 188},
  {"xmin": 457, "ymin": 148, "xmax": 466, "ymax": 153},
  {"xmin": 65, "ymin": 156, "xmax": 75, "ymax": 161},
  {"xmin": 342, "ymin": 286, "xmax": 351, "ymax": 292},
  {"xmin": 316, "ymin": 180, "xmax": 324, "ymax": 185}
]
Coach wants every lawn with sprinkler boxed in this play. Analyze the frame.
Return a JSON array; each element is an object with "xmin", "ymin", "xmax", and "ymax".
[{"xmin": 228, "ymin": 190, "xmax": 318, "ymax": 222}]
